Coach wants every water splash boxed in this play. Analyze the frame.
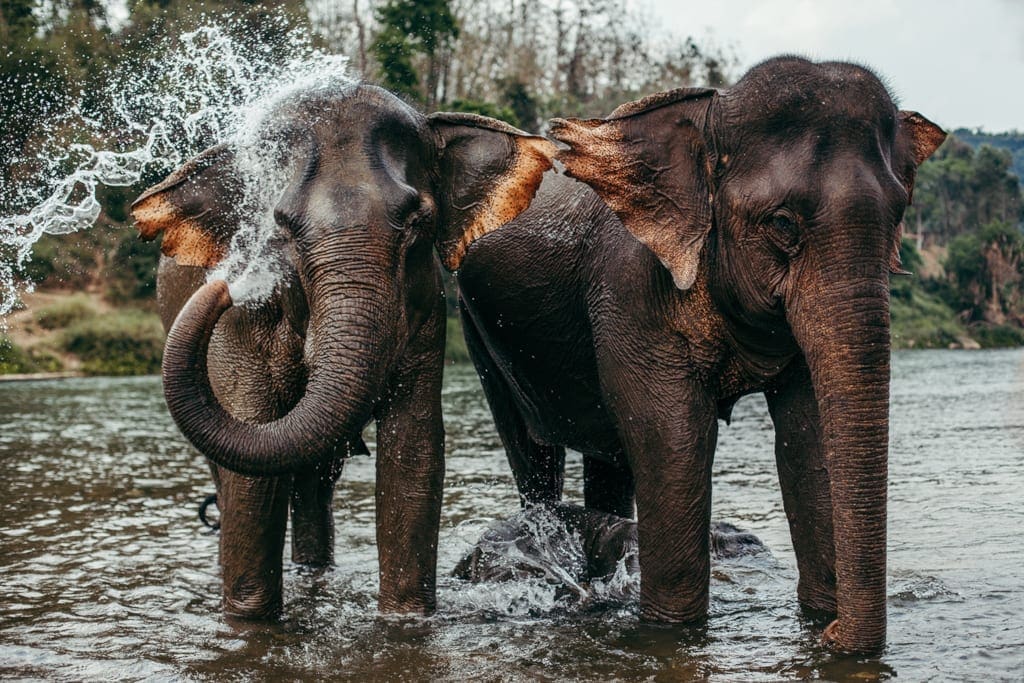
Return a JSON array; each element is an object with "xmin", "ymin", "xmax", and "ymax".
[{"xmin": 0, "ymin": 17, "xmax": 354, "ymax": 317}]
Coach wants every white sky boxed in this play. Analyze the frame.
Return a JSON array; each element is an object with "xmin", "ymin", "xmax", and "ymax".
[{"xmin": 645, "ymin": 0, "xmax": 1024, "ymax": 132}]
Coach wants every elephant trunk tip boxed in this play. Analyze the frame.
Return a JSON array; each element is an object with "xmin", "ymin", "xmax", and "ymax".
[
  {"xmin": 208, "ymin": 279, "xmax": 233, "ymax": 309},
  {"xmin": 821, "ymin": 617, "xmax": 886, "ymax": 655},
  {"xmin": 188, "ymin": 279, "xmax": 233, "ymax": 313}
]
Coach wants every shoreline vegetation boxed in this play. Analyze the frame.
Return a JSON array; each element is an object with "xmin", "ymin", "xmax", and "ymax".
[{"xmin": 2, "ymin": 240, "xmax": 1022, "ymax": 381}]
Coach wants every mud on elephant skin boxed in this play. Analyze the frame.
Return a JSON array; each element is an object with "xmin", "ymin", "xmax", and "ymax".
[
  {"xmin": 457, "ymin": 56, "xmax": 944, "ymax": 653},
  {"xmin": 131, "ymin": 84, "xmax": 555, "ymax": 620},
  {"xmin": 453, "ymin": 504, "xmax": 764, "ymax": 604}
]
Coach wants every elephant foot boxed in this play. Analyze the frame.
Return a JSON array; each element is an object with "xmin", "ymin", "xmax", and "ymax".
[
  {"xmin": 639, "ymin": 602, "xmax": 709, "ymax": 626},
  {"xmin": 223, "ymin": 573, "xmax": 283, "ymax": 621},
  {"xmin": 797, "ymin": 594, "xmax": 837, "ymax": 620},
  {"xmin": 377, "ymin": 594, "xmax": 436, "ymax": 616}
]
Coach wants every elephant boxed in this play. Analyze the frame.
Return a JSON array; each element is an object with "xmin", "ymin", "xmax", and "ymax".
[
  {"xmin": 454, "ymin": 56, "xmax": 945, "ymax": 653},
  {"xmin": 453, "ymin": 503, "xmax": 764, "ymax": 602},
  {"xmin": 129, "ymin": 83, "xmax": 556, "ymax": 619}
]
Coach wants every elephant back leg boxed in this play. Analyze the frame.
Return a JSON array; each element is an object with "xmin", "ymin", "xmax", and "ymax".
[
  {"xmin": 460, "ymin": 302, "xmax": 564, "ymax": 506},
  {"xmin": 765, "ymin": 357, "xmax": 837, "ymax": 616},
  {"xmin": 205, "ymin": 303, "xmax": 307, "ymax": 618},
  {"xmin": 290, "ymin": 454, "xmax": 345, "ymax": 567},
  {"xmin": 583, "ymin": 453, "xmax": 634, "ymax": 518},
  {"xmin": 217, "ymin": 468, "xmax": 292, "ymax": 618}
]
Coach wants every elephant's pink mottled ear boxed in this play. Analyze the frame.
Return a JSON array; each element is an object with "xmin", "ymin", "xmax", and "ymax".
[
  {"xmin": 899, "ymin": 111, "xmax": 946, "ymax": 167},
  {"xmin": 130, "ymin": 145, "xmax": 241, "ymax": 268},
  {"xmin": 549, "ymin": 87, "xmax": 717, "ymax": 290},
  {"xmin": 896, "ymin": 111, "xmax": 946, "ymax": 202},
  {"xmin": 429, "ymin": 112, "xmax": 557, "ymax": 271},
  {"xmin": 891, "ymin": 111, "xmax": 945, "ymax": 275}
]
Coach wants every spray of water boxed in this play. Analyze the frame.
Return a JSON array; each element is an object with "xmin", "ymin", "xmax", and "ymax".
[{"xmin": 0, "ymin": 17, "xmax": 354, "ymax": 317}]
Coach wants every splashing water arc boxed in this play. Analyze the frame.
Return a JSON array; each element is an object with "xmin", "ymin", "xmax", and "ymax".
[{"xmin": 0, "ymin": 20, "xmax": 355, "ymax": 317}]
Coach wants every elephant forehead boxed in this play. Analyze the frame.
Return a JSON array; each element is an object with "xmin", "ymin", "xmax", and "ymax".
[{"xmin": 303, "ymin": 181, "xmax": 379, "ymax": 227}]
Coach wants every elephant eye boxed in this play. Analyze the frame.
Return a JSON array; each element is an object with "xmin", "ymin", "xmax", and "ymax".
[
  {"xmin": 404, "ymin": 197, "xmax": 435, "ymax": 231},
  {"xmin": 763, "ymin": 211, "xmax": 801, "ymax": 254},
  {"xmin": 770, "ymin": 213, "xmax": 798, "ymax": 235}
]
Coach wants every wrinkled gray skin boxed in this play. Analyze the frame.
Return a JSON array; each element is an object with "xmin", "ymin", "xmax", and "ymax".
[
  {"xmin": 132, "ymin": 84, "xmax": 555, "ymax": 620},
  {"xmin": 453, "ymin": 504, "xmax": 764, "ymax": 600},
  {"xmin": 457, "ymin": 56, "xmax": 945, "ymax": 652}
]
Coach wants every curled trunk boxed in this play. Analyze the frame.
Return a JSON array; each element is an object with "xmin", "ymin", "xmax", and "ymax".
[{"xmin": 162, "ymin": 279, "xmax": 383, "ymax": 477}]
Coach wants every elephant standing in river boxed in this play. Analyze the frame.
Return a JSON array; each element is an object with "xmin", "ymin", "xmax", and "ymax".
[
  {"xmin": 130, "ymin": 84, "xmax": 554, "ymax": 618},
  {"xmin": 456, "ymin": 57, "xmax": 944, "ymax": 652}
]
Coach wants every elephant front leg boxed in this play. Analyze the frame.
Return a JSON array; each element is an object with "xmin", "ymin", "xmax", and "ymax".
[
  {"xmin": 614, "ymin": 376, "xmax": 718, "ymax": 623},
  {"xmin": 290, "ymin": 455, "xmax": 344, "ymax": 567},
  {"xmin": 373, "ymin": 354, "xmax": 445, "ymax": 613},
  {"xmin": 217, "ymin": 467, "xmax": 292, "ymax": 619},
  {"xmin": 766, "ymin": 356, "xmax": 837, "ymax": 616}
]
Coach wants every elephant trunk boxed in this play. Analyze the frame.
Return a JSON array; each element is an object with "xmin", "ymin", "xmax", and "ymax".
[
  {"xmin": 162, "ymin": 267, "xmax": 391, "ymax": 477},
  {"xmin": 790, "ymin": 258, "xmax": 891, "ymax": 654}
]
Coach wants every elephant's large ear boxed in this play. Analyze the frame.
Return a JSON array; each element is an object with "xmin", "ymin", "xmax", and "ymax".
[
  {"xmin": 130, "ymin": 144, "xmax": 242, "ymax": 268},
  {"xmin": 549, "ymin": 88, "xmax": 717, "ymax": 290},
  {"xmin": 890, "ymin": 111, "xmax": 945, "ymax": 274},
  {"xmin": 429, "ymin": 112, "xmax": 557, "ymax": 271}
]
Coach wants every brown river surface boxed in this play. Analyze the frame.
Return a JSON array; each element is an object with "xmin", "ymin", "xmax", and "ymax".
[{"xmin": 1, "ymin": 349, "xmax": 1022, "ymax": 681}]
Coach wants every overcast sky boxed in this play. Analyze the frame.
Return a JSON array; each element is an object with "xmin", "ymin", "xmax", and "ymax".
[{"xmin": 646, "ymin": 0, "xmax": 1024, "ymax": 132}]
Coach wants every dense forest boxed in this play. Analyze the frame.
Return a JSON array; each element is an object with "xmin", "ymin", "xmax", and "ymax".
[
  {"xmin": 1, "ymin": 0, "xmax": 1022, "ymax": 375},
  {"xmin": 953, "ymin": 129, "xmax": 1024, "ymax": 179}
]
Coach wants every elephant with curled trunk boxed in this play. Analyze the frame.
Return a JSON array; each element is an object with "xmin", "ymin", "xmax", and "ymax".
[
  {"xmin": 456, "ymin": 56, "xmax": 944, "ymax": 653},
  {"xmin": 130, "ymin": 84, "xmax": 554, "ymax": 619}
]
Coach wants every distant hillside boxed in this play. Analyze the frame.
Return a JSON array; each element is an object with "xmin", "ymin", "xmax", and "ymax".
[{"xmin": 952, "ymin": 128, "xmax": 1024, "ymax": 179}]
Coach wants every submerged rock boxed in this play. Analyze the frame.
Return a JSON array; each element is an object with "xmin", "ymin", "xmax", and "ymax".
[{"xmin": 453, "ymin": 503, "xmax": 765, "ymax": 600}]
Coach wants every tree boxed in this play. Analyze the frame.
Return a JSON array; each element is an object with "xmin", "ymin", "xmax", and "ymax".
[
  {"xmin": 905, "ymin": 136, "xmax": 1023, "ymax": 247},
  {"xmin": 946, "ymin": 221, "xmax": 1024, "ymax": 324},
  {"xmin": 372, "ymin": 0, "xmax": 459, "ymax": 108}
]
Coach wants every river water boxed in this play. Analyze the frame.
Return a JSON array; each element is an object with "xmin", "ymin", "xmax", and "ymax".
[{"xmin": 0, "ymin": 350, "xmax": 1021, "ymax": 681}]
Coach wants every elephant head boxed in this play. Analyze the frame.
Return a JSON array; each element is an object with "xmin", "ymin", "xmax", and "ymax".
[
  {"xmin": 549, "ymin": 57, "xmax": 945, "ymax": 653},
  {"xmin": 132, "ymin": 84, "xmax": 555, "ymax": 477}
]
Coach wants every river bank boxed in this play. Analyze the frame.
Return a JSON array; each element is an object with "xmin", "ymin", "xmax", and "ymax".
[{"xmin": 1, "ymin": 289, "xmax": 472, "ymax": 376}]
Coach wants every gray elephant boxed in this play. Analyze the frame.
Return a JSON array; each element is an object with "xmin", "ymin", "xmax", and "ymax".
[
  {"xmin": 130, "ymin": 84, "xmax": 555, "ymax": 619},
  {"xmin": 454, "ymin": 503, "xmax": 764, "ymax": 604},
  {"xmin": 454, "ymin": 56, "xmax": 945, "ymax": 652}
]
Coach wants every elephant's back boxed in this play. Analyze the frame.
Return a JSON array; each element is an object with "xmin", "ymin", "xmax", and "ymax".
[
  {"xmin": 157, "ymin": 256, "xmax": 207, "ymax": 333},
  {"xmin": 456, "ymin": 172, "xmax": 621, "ymax": 454}
]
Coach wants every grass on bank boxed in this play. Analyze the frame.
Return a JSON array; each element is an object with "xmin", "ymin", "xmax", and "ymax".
[
  {"xmin": 5, "ymin": 306, "xmax": 470, "ymax": 377},
  {"xmin": 889, "ymin": 281, "xmax": 967, "ymax": 349},
  {"xmin": 61, "ymin": 311, "xmax": 165, "ymax": 376},
  {"xmin": 34, "ymin": 294, "xmax": 98, "ymax": 330}
]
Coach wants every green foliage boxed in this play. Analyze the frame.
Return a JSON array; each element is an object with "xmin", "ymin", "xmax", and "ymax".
[
  {"xmin": 106, "ymin": 231, "xmax": 161, "ymax": 303},
  {"xmin": 372, "ymin": 25, "xmax": 420, "ymax": 99},
  {"xmin": 890, "ymin": 238, "xmax": 969, "ymax": 348},
  {"xmin": 944, "ymin": 221, "xmax": 1024, "ymax": 323},
  {"xmin": 446, "ymin": 99, "xmax": 519, "ymax": 129},
  {"xmin": 445, "ymin": 315, "xmax": 470, "ymax": 364},
  {"xmin": 969, "ymin": 323, "xmax": 1024, "ymax": 348},
  {"xmin": 890, "ymin": 281, "xmax": 966, "ymax": 349},
  {"xmin": 61, "ymin": 310, "xmax": 165, "ymax": 375},
  {"xmin": 372, "ymin": 0, "xmax": 458, "ymax": 105},
  {"xmin": 500, "ymin": 80, "xmax": 540, "ymax": 133},
  {"xmin": 905, "ymin": 136, "xmax": 1022, "ymax": 247},
  {"xmin": 21, "ymin": 232, "xmax": 103, "ymax": 289},
  {"xmin": 0, "ymin": 335, "xmax": 37, "ymax": 374},
  {"xmin": 952, "ymin": 128, "xmax": 1024, "ymax": 180},
  {"xmin": 34, "ymin": 294, "xmax": 98, "ymax": 330},
  {"xmin": 897, "ymin": 237, "xmax": 923, "ymax": 274}
]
